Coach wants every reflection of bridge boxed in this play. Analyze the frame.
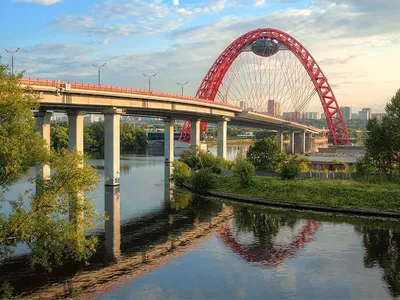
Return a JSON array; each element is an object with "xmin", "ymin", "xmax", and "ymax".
[{"xmin": 219, "ymin": 220, "xmax": 320, "ymax": 266}]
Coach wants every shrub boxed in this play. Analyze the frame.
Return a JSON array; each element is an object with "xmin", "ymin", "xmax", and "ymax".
[
  {"xmin": 281, "ymin": 160, "xmax": 300, "ymax": 180},
  {"xmin": 212, "ymin": 156, "xmax": 233, "ymax": 174},
  {"xmin": 355, "ymin": 155, "xmax": 377, "ymax": 178},
  {"xmin": 232, "ymin": 157, "xmax": 255, "ymax": 187},
  {"xmin": 298, "ymin": 161, "xmax": 309, "ymax": 172},
  {"xmin": 179, "ymin": 145, "xmax": 200, "ymax": 169},
  {"xmin": 190, "ymin": 168, "xmax": 217, "ymax": 193},
  {"xmin": 172, "ymin": 161, "xmax": 191, "ymax": 185}
]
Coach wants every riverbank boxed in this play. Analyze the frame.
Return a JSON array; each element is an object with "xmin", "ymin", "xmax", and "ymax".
[
  {"xmin": 205, "ymin": 139, "xmax": 255, "ymax": 146},
  {"xmin": 212, "ymin": 176, "xmax": 400, "ymax": 214}
]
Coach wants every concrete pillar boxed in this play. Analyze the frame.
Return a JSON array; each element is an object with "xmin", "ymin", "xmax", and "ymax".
[
  {"xmin": 300, "ymin": 131, "xmax": 306, "ymax": 154},
  {"xmin": 190, "ymin": 119, "xmax": 201, "ymax": 147},
  {"xmin": 105, "ymin": 185, "xmax": 121, "ymax": 260},
  {"xmin": 217, "ymin": 118, "xmax": 228, "ymax": 159},
  {"xmin": 164, "ymin": 118, "xmax": 174, "ymax": 195},
  {"xmin": 306, "ymin": 133, "xmax": 313, "ymax": 153},
  {"xmin": 277, "ymin": 131, "xmax": 284, "ymax": 153},
  {"xmin": 290, "ymin": 131, "xmax": 295, "ymax": 155},
  {"xmin": 104, "ymin": 108, "xmax": 121, "ymax": 186},
  {"xmin": 67, "ymin": 111, "xmax": 84, "ymax": 153},
  {"xmin": 34, "ymin": 111, "xmax": 52, "ymax": 183}
]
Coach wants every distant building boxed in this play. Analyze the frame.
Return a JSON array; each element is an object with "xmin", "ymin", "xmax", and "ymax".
[
  {"xmin": 240, "ymin": 100, "xmax": 246, "ymax": 110},
  {"xmin": 282, "ymin": 112, "xmax": 301, "ymax": 121},
  {"xmin": 359, "ymin": 108, "xmax": 371, "ymax": 121},
  {"xmin": 320, "ymin": 112, "xmax": 325, "ymax": 120},
  {"xmin": 84, "ymin": 114, "xmax": 104, "ymax": 125},
  {"xmin": 304, "ymin": 112, "xmax": 321, "ymax": 120},
  {"xmin": 274, "ymin": 102, "xmax": 281, "ymax": 117},
  {"xmin": 371, "ymin": 113, "xmax": 387, "ymax": 121},
  {"xmin": 340, "ymin": 106, "xmax": 352, "ymax": 121},
  {"xmin": 268, "ymin": 100, "xmax": 275, "ymax": 115},
  {"xmin": 351, "ymin": 113, "xmax": 359, "ymax": 120}
]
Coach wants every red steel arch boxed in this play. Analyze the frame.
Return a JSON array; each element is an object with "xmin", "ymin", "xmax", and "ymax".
[{"xmin": 180, "ymin": 28, "xmax": 349, "ymax": 145}]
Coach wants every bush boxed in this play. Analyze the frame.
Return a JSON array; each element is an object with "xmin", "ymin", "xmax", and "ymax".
[
  {"xmin": 190, "ymin": 168, "xmax": 217, "ymax": 193},
  {"xmin": 172, "ymin": 161, "xmax": 191, "ymax": 185},
  {"xmin": 355, "ymin": 155, "xmax": 377, "ymax": 178},
  {"xmin": 179, "ymin": 145, "xmax": 200, "ymax": 169},
  {"xmin": 298, "ymin": 161, "xmax": 309, "ymax": 172},
  {"xmin": 281, "ymin": 160, "xmax": 300, "ymax": 180},
  {"xmin": 232, "ymin": 157, "xmax": 255, "ymax": 187}
]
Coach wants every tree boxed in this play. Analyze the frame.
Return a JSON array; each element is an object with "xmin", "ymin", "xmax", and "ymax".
[
  {"xmin": 0, "ymin": 62, "xmax": 101, "ymax": 268},
  {"xmin": 363, "ymin": 89, "xmax": 400, "ymax": 174},
  {"xmin": 247, "ymin": 138, "xmax": 287, "ymax": 172},
  {"xmin": 51, "ymin": 122, "xmax": 68, "ymax": 151}
]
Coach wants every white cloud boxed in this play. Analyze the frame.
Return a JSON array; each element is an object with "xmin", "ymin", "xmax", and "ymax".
[
  {"xmin": 254, "ymin": 0, "xmax": 265, "ymax": 7},
  {"xmin": 13, "ymin": 0, "xmax": 62, "ymax": 4},
  {"xmin": 173, "ymin": 0, "xmax": 179, "ymax": 5}
]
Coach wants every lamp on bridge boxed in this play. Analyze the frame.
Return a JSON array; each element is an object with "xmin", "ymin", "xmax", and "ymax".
[
  {"xmin": 5, "ymin": 48, "xmax": 20, "ymax": 75},
  {"xmin": 176, "ymin": 81, "xmax": 188, "ymax": 96},
  {"xmin": 92, "ymin": 62, "xmax": 107, "ymax": 85},
  {"xmin": 143, "ymin": 73, "xmax": 157, "ymax": 92}
]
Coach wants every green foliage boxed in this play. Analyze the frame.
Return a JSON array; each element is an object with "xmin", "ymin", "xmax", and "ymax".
[
  {"xmin": 0, "ymin": 63, "xmax": 101, "ymax": 267},
  {"xmin": 84, "ymin": 121, "xmax": 104, "ymax": 152},
  {"xmin": 179, "ymin": 145, "xmax": 200, "ymax": 169},
  {"xmin": 179, "ymin": 146, "xmax": 231, "ymax": 174},
  {"xmin": 51, "ymin": 122, "xmax": 69, "ymax": 151},
  {"xmin": 172, "ymin": 161, "xmax": 191, "ymax": 185},
  {"xmin": 355, "ymin": 155, "xmax": 378, "ymax": 178},
  {"xmin": 298, "ymin": 161, "xmax": 309, "ymax": 172},
  {"xmin": 0, "ymin": 281, "xmax": 13, "ymax": 299},
  {"xmin": 190, "ymin": 168, "xmax": 217, "ymax": 193},
  {"xmin": 362, "ymin": 89, "xmax": 400, "ymax": 175},
  {"xmin": 232, "ymin": 156, "xmax": 255, "ymax": 187},
  {"xmin": 120, "ymin": 122, "xmax": 148, "ymax": 150},
  {"xmin": 281, "ymin": 160, "xmax": 300, "ymax": 180},
  {"xmin": 254, "ymin": 130, "xmax": 275, "ymax": 140},
  {"xmin": 0, "ymin": 65, "xmax": 45, "ymax": 188},
  {"xmin": 247, "ymin": 138, "xmax": 287, "ymax": 172}
]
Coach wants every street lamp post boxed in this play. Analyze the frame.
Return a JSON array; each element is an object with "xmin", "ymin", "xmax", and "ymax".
[
  {"xmin": 5, "ymin": 48, "xmax": 20, "ymax": 75},
  {"xmin": 177, "ymin": 81, "xmax": 188, "ymax": 96},
  {"xmin": 92, "ymin": 63, "xmax": 107, "ymax": 85},
  {"xmin": 143, "ymin": 73, "xmax": 157, "ymax": 91}
]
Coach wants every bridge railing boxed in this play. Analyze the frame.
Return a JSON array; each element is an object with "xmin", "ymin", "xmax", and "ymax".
[{"xmin": 20, "ymin": 78, "xmax": 240, "ymax": 109}]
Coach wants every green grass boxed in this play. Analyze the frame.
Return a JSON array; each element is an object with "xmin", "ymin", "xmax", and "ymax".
[{"xmin": 214, "ymin": 176, "xmax": 400, "ymax": 212}]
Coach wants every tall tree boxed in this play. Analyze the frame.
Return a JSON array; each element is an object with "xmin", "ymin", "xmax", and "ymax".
[
  {"xmin": 247, "ymin": 138, "xmax": 287, "ymax": 172},
  {"xmin": 0, "ymin": 62, "xmax": 101, "ymax": 268}
]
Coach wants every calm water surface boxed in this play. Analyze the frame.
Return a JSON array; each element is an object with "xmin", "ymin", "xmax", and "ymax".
[{"xmin": 1, "ymin": 145, "xmax": 399, "ymax": 299}]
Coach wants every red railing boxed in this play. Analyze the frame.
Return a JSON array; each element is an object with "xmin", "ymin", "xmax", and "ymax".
[{"xmin": 20, "ymin": 78, "xmax": 240, "ymax": 110}]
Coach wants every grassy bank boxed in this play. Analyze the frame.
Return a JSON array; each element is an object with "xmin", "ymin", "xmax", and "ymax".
[
  {"xmin": 205, "ymin": 139, "xmax": 255, "ymax": 146},
  {"xmin": 214, "ymin": 176, "xmax": 400, "ymax": 212}
]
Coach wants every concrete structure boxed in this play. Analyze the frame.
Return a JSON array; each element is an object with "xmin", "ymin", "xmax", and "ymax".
[
  {"xmin": 27, "ymin": 79, "xmax": 320, "ymax": 255},
  {"xmin": 217, "ymin": 118, "xmax": 228, "ymax": 159},
  {"xmin": 300, "ymin": 131, "xmax": 306, "ymax": 154},
  {"xmin": 290, "ymin": 131, "xmax": 295, "ymax": 154}
]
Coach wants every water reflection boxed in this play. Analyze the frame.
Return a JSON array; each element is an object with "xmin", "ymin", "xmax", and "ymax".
[
  {"xmin": 220, "ymin": 206, "xmax": 321, "ymax": 266},
  {"xmin": 355, "ymin": 226, "xmax": 400, "ymax": 298},
  {"xmin": 105, "ymin": 186, "xmax": 121, "ymax": 260}
]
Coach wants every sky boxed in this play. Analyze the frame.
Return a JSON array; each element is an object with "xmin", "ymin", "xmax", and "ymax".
[{"xmin": 1, "ymin": 0, "xmax": 399, "ymax": 113}]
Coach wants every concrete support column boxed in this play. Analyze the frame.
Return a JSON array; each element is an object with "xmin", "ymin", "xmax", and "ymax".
[
  {"xmin": 67, "ymin": 111, "xmax": 84, "ymax": 153},
  {"xmin": 190, "ymin": 119, "xmax": 201, "ymax": 148},
  {"xmin": 306, "ymin": 133, "xmax": 313, "ymax": 153},
  {"xmin": 104, "ymin": 108, "xmax": 121, "ymax": 186},
  {"xmin": 217, "ymin": 118, "xmax": 228, "ymax": 159},
  {"xmin": 277, "ymin": 131, "xmax": 284, "ymax": 153},
  {"xmin": 164, "ymin": 118, "xmax": 174, "ymax": 195},
  {"xmin": 290, "ymin": 131, "xmax": 295, "ymax": 155},
  {"xmin": 105, "ymin": 186, "xmax": 121, "ymax": 260},
  {"xmin": 34, "ymin": 111, "xmax": 52, "ymax": 183},
  {"xmin": 300, "ymin": 131, "xmax": 306, "ymax": 154}
]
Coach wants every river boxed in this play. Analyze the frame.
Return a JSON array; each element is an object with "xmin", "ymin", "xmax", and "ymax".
[{"xmin": 1, "ymin": 145, "xmax": 399, "ymax": 299}]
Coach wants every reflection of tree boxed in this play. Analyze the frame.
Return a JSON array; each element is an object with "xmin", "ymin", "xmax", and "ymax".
[
  {"xmin": 234, "ymin": 206, "xmax": 298, "ymax": 244},
  {"xmin": 355, "ymin": 226, "xmax": 400, "ymax": 298}
]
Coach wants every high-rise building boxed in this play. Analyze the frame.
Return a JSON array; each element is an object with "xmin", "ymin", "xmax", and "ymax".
[
  {"xmin": 359, "ymin": 108, "xmax": 371, "ymax": 121},
  {"xmin": 282, "ymin": 112, "xmax": 301, "ymax": 121},
  {"xmin": 274, "ymin": 102, "xmax": 281, "ymax": 117},
  {"xmin": 268, "ymin": 100, "xmax": 275, "ymax": 116},
  {"xmin": 351, "ymin": 113, "xmax": 359, "ymax": 120},
  {"xmin": 304, "ymin": 112, "xmax": 321, "ymax": 120},
  {"xmin": 340, "ymin": 106, "xmax": 352, "ymax": 121}
]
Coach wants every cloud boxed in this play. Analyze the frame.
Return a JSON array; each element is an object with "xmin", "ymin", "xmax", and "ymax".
[
  {"xmin": 173, "ymin": 0, "xmax": 179, "ymax": 5},
  {"xmin": 254, "ymin": 0, "xmax": 265, "ymax": 6},
  {"xmin": 13, "ymin": 0, "xmax": 62, "ymax": 4}
]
